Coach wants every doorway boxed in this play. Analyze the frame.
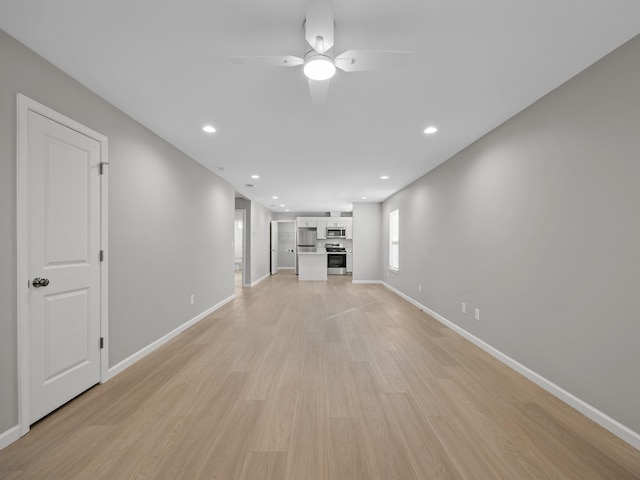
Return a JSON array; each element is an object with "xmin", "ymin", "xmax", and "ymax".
[
  {"xmin": 277, "ymin": 221, "xmax": 296, "ymax": 270},
  {"xmin": 234, "ymin": 209, "xmax": 246, "ymax": 288},
  {"xmin": 270, "ymin": 221, "xmax": 279, "ymax": 275},
  {"xmin": 17, "ymin": 94, "xmax": 108, "ymax": 435}
]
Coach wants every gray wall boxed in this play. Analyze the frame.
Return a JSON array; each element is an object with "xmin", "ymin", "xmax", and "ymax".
[
  {"xmin": 352, "ymin": 202, "xmax": 382, "ymax": 282},
  {"xmin": 0, "ymin": 30, "xmax": 235, "ymax": 435},
  {"xmin": 382, "ymin": 34, "xmax": 640, "ymax": 433}
]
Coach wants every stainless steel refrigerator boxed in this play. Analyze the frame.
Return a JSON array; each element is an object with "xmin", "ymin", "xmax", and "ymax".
[{"xmin": 296, "ymin": 227, "xmax": 317, "ymax": 274}]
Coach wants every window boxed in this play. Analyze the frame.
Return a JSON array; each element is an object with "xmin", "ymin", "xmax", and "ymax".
[{"xmin": 389, "ymin": 209, "xmax": 399, "ymax": 271}]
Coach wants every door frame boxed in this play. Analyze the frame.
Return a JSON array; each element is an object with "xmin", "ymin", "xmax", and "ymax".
[
  {"xmin": 270, "ymin": 220, "xmax": 278, "ymax": 275},
  {"xmin": 235, "ymin": 208, "xmax": 248, "ymax": 287},
  {"xmin": 16, "ymin": 94, "xmax": 109, "ymax": 436}
]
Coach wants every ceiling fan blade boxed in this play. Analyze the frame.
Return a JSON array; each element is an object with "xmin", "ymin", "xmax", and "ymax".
[
  {"xmin": 308, "ymin": 79, "xmax": 330, "ymax": 104},
  {"xmin": 305, "ymin": 0, "xmax": 334, "ymax": 53},
  {"xmin": 335, "ymin": 50, "xmax": 410, "ymax": 72},
  {"xmin": 229, "ymin": 55, "xmax": 304, "ymax": 67}
]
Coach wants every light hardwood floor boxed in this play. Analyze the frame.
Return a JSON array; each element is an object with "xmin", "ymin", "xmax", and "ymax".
[{"xmin": 1, "ymin": 270, "xmax": 639, "ymax": 479}]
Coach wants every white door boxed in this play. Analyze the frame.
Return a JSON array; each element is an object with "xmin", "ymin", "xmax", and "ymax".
[
  {"xmin": 26, "ymin": 109, "xmax": 102, "ymax": 423},
  {"xmin": 270, "ymin": 221, "xmax": 278, "ymax": 275}
]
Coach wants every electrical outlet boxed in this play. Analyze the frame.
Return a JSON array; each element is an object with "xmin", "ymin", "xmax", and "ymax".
[
  {"xmin": 418, "ymin": 284, "xmax": 422, "ymax": 292},
  {"xmin": 190, "ymin": 294, "xmax": 195, "ymax": 305},
  {"xmin": 474, "ymin": 308, "xmax": 480, "ymax": 321},
  {"xmin": 462, "ymin": 302, "xmax": 466, "ymax": 314}
]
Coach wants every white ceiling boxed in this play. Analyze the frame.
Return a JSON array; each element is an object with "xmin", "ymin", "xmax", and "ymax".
[{"xmin": 2, "ymin": 1, "xmax": 640, "ymax": 213}]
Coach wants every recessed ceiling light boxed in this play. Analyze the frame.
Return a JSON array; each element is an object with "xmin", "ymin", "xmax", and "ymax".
[
  {"xmin": 285, "ymin": 209, "xmax": 290, "ymax": 212},
  {"xmin": 272, "ymin": 196, "xmax": 278, "ymax": 199},
  {"xmin": 280, "ymin": 204, "xmax": 285, "ymax": 207},
  {"xmin": 251, "ymin": 175, "xmax": 260, "ymax": 179},
  {"xmin": 361, "ymin": 196, "xmax": 367, "ymax": 200},
  {"xmin": 424, "ymin": 126, "xmax": 438, "ymax": 134},
  {"xmin": 380, "ymin": 175, "xmax": 390, "ymax": 180},
  {"xmin": 202, "ymin": 125, "xmax": 216, "ymax": 133}
]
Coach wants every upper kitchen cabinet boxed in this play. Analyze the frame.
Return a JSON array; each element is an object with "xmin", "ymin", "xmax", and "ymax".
[
  {"xmin": 317, "ymin": 220, "xmax": 327, "ymax": 239},
  {"xmin": 297, "ymin": 218, "xmax": 317, "ymax": 228},
  {"xmin": 298, "ymin": 216, "xmax": 352, "ymax": 239},
  {"xmin": 345, "ymin": 221, "xmax": 353, "ymax": 240},
  {"xmin": 326, "ymin": 220, "xmax": 346, "ymax": 227}
]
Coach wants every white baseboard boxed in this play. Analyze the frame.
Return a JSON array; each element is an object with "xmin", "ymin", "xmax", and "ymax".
[
  {"xmin": 352, "ymin": 279, "xmax": 383, "ymax": 284},
  {"xmin": 382, "ymin": 282, "xmax": 640, "ymax": 451},
  {"xmin": 106, "ymin": 293, "xmax": 236, "ymax": 380},
  {"xmin": 0, "ymin": 425, "xmax": 21, "ymax": 451},
  {"xmin": 1, "ymin": 293, "xmax": 237, "ymax": 453},
  {"xmin": 250, "ymin": 272, "xmax": 270, "ymax": 287}
]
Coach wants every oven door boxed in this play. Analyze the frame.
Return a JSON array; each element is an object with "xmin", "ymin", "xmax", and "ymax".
[{"xmin": 327, "ymin": 253, "xmax": 347, "ymax": 274}]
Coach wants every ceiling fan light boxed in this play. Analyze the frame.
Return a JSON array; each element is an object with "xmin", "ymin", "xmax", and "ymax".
[{"xmin": 303, "ymin": 56, "xmax": 336, "ymax": 81}]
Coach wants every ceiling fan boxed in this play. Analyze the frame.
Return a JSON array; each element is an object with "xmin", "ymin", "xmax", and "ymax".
[{"xmin": 230, "ymin": 0, "xmax": 410, "ymax": 103}]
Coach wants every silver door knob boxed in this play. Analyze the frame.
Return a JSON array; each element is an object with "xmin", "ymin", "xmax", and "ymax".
[{"xmin": 32, "ymin": 277, "xmax": 50, "ymax": 288}]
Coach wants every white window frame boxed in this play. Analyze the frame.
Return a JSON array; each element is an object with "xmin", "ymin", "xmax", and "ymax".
[{"xmin": 388, "ymin": 209, "xmax": 399, "ymax": 272}]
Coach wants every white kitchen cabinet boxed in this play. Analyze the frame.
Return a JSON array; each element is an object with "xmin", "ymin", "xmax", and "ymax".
[
  {"xmin": 326, "ymin": 220, "xmax": 345, "ymax": 227},
  {"xmin": 345, "ymin": 222, "xmax": 353, "ymax": 240},
  {"xmin": 298, "ymin": 217, "xmax": 351, "ymax": 236},
  {"xmin": 346, "ymin": 252, "xmax": 353, "ymax": 273},
  {"xmin": 327, "ymin": 218, "xmax": 352, "ymax": 226},
  {"xmin": 297, "ymin": 219, "xmax": 317, "ymax": 228},
  {"xmin": 298, "ymin": 251, "xmax": 328, "ymax": 281}
]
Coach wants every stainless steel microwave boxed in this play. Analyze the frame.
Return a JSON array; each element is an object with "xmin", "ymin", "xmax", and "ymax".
[{"xmin": 327, "ymin": 227, "xmax": 346, "ymax": 238}]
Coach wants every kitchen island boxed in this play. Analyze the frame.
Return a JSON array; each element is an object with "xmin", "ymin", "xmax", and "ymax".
[{"xmin": 297, "ymin": 249, "xmax": 327, "ymax": 281}]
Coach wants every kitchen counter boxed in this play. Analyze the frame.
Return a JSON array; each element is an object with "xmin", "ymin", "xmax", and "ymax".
[{"xmin": 297, "ymin": 250, "xmax": 327, "ymax": 281}]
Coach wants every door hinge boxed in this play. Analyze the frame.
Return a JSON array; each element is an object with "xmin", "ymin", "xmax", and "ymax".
[
  {"xmin": 100, "ymin": 337, "xmax": 104, "ymax": 349},
  {"xmin": 99, "ymin": 250, "xmax": 104, "ymax": 262},
  {"xmin": 99, "ymin": 162, "xmax": 110, "ymax": 175}
]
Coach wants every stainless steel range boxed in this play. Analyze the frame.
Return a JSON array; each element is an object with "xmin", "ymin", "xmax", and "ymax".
[{"xmin": 325, "ymin": 243, "xmax": 347, "ymax": 275}]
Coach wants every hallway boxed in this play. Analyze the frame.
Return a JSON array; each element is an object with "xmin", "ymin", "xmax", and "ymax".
[{"xmin": 1, "ymin": 271, "xmax": 639, "ymax": 479}]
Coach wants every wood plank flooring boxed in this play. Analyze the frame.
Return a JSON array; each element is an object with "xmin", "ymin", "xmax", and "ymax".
[{"xmin": 1, "ymin": 270, "xmax": 639, "ymax": 479}]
